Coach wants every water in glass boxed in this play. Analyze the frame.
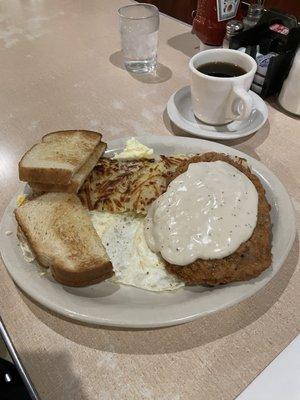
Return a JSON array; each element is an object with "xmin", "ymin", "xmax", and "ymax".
[{"xmin": 118, "ymin": 4, "xmax": 159, "ymax": 73}]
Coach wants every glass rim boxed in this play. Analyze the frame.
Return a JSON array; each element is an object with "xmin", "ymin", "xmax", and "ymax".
[{"xmin": 118, "ymin": 3, "xmax": 159, "ymax": 20}]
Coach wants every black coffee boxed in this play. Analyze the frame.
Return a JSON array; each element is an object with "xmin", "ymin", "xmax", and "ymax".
[{"xmin": 197, "ymin": 62, "xmax": 246, "ymax": 78}]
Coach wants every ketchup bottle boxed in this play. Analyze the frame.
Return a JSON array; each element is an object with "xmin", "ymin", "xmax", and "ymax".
[{"xmin": 193, "ymin": 0, "xmax": 243, "ymax": 46}]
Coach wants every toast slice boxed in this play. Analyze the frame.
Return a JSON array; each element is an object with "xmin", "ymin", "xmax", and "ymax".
[
  {"xmin": 15, "ymin": 193, "xmax": 113, "ymax": 286},
  {"xmin": 19, "ymin": 130, "xmax": 102, "ymax": 185},
  {"xmin": 29, "ymin": 142, "xmax": 107, "ymax": 193}
]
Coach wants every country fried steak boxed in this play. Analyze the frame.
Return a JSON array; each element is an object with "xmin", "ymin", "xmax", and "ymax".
[{"xmin": 165, "ymin": 152, "xmax": 272, "ymax": 285}]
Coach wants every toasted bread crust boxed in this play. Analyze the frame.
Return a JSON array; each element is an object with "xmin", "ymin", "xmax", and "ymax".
[
  {"xmin": 51, "ymin": 265, "xmax": 113, "ymax": 287},
  {"xmin": 42, "ymin": 130, "xmax": 102, "ymax": 143},
  {"xmin": 165, "ymin": 152, "xmax": 272, "ymax": 285},
  {"xmin": 19, "ymin": 130, "xmax": 102, "ymax": 185}
]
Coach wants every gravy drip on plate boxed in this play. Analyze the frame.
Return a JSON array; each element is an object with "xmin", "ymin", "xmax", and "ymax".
[{"xmin": 144, "ymin": 161, "xmax": 258, "ymax": 265}]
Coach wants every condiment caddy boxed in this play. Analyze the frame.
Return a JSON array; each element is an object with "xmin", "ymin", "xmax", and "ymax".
[{"xmin": 230, "ymin": 9, "xmax": 300, "ymax": 98}]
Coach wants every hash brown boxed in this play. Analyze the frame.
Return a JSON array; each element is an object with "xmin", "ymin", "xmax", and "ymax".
[
  {"xmin": 78, "ymin": 155, "xmax": 189, "ymax": 214},
  {"xmin": 165, "ymin": 152, "xmax": 272, "ymax": 285}
]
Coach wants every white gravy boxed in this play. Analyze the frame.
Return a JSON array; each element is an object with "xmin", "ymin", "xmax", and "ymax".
[{"xmin": 144, "ymin": 161, "xmax": 258, "ymax": 265}]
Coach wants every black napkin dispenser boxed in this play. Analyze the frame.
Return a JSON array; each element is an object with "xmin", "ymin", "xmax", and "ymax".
[{"xmin": 230, "ymin": 9, "xmax": 300, "ymax": 98}]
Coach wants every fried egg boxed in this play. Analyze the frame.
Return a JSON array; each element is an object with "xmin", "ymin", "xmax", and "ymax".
[{"xmin": 90, "ymin": 211, "xmax": 184, "ymax": 292}]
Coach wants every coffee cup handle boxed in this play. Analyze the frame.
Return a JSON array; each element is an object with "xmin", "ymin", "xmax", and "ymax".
[{"xmin": 232, "ymin": 86, "xmax": 253, "ymax": 121}]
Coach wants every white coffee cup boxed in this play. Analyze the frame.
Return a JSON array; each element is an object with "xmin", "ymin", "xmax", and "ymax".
[{"xmin": 189, "ymin": 49, "xmax": 257, "ymax": 125}]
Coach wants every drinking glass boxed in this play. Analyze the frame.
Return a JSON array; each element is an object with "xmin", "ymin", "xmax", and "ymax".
[{"xmin": 118, "ymin": 4, "xmax": 159, "ymax": 73}]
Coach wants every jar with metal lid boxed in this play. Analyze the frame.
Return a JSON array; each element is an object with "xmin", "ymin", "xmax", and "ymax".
[
  {"xmin": 222, "ymin": 20, "xmax": 244, "ymax": 48},
  {"xmin": 243, "ymin": 3, "xmax": 264, "ymax": 30}
]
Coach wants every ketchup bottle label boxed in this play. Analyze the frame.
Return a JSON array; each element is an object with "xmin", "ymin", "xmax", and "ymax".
[{"xmin": 216, "ymin": 0, "xmax": 240, "ymax": 21}]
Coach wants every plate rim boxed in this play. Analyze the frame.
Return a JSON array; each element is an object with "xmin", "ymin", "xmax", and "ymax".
[
  {"xmin": 167, "ymin": 86, "xmax": 268, "ymax": 140},
  {"xmin": 0, "ymin": 136, "xmax": 296, "ymax": 328}
]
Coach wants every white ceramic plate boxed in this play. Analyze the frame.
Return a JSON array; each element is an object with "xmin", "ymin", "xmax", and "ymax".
[
  {"xmin": 167, "ymin": 86, "xmax": 268, "ymax": 140},
  {"xmin": 0, "ymin": 136, "xmax": 295, "ymax": 328}
]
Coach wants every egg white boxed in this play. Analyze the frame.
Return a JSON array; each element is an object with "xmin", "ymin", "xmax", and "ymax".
[{"xmin": 90, "ymin": 211, "xmax": 184, "ymax": 292}]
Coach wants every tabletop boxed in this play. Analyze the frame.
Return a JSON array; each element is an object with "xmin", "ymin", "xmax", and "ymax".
[{"xmin": 0, "ymin": 0, "xmax": 299, "ymax": 399}]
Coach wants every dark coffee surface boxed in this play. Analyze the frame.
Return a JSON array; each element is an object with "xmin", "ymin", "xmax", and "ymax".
[{"xmin": 197, "ymin": 62, "xmax": 246, "ymax": 78}]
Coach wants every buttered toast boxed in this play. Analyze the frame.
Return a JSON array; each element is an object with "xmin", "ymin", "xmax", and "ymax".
[
  {"xmin": 15, "ymin": 192, "xmax": 113, "ymax": 286},
  {"xmin": 19, "ymin": 130, "xmax": 102, "ymax": 185},
  {"xmin": 29, "ymin": 142, "xmax": 106, "ymax": 193}
]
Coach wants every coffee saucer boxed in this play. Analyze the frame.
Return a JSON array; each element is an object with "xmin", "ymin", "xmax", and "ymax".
[{"xmin": 167, "ymin": 86, "xmax": 268, "ymax": 140}]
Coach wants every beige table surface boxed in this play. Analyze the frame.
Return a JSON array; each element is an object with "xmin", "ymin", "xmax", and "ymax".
[{"xmin": 0, "ymin": 1, "xmax": 299, "ymax": 399}]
